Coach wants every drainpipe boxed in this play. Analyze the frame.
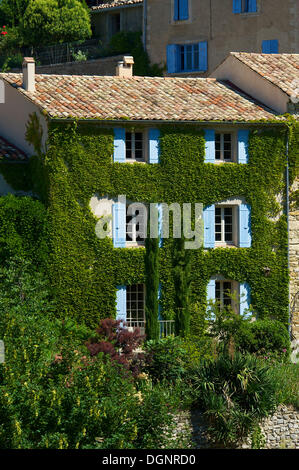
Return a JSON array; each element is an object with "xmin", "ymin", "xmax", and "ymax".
[
  {"xmin": 143, "ymin": 0, "xmax": 147, "ymax": 51},
  {"xmin": 286, "ymin": 126, "xmax": 291, "ymax": 338}
]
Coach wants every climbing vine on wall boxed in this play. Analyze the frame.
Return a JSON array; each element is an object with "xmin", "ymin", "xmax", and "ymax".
[{"xmin": 30, "ymin": 119, "xmax": 292, "ymax": 329}]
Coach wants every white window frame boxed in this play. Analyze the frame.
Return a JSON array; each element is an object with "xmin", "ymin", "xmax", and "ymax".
[
  {"xmin": 215, "ymin": 130, "xmax": 237, "ymax": 163},
  {"xmin": 126, "ymin": 203, "xmax": 147, "ymax": 247},
  {"xmin": 214, "ymin": 278, "xmax": 240, "ymax": 314},
  {"xmin": 125, "ymin": 130, "xmax": 147, "ymax": 163},
  {"xmin": 215, "ymin": 205, "xmax": 238, "ymax": 246},
  {"xmin": 126, "ymin": 283, "xmax": 146, "ymax": 331}
]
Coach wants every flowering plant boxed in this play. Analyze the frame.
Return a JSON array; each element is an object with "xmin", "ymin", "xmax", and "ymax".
[{"xmin": 0, "ymin": 26, "xmax": 7, "ymax": 37}]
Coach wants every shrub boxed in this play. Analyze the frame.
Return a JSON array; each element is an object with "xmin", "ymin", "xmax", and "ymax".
[{"xmin": 190, "ymin": 353, "xmax": 278, "ymax": 446}]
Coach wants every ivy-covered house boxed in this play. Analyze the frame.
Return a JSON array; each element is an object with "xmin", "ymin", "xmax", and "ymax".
[{"xmin": 0, "ymin": 55, "xmax": 297, "ymax": 338}]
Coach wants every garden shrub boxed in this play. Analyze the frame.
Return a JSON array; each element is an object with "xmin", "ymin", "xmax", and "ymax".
[{"xmin": 190, "ymin": 353, "xmax": 278, "ymax": 446}]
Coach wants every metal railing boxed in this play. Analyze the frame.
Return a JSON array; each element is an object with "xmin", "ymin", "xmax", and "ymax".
[{"xmin": 126, "ymin": 319, "xmax": 175, "ymax": 338}]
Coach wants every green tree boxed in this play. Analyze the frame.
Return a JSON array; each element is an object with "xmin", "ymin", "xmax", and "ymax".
[
  {"xmin": 173, "ymin": 233, "xmax": 191, "ymax": 337},
  {"xmin": 145, "ymin": 208, "xmax": 160, "ymax": 341},
  {"xmin": 22, "ymin": 0, "xmax": 91, "ymax": 47},
  {"xmin": 0, "ymin": 0, "xmax": 30, "ymax": 27}
]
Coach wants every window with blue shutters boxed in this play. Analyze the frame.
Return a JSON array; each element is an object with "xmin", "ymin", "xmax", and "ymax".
[
  {"xmin": 262, "ymin": 40, "xmax": 279, "ymax": 54},
  {"xmin": 205, "ymin": 129, "xmax": 249, "ymax": 164},
  {"xmin": 167, "ymin": 41, "xmax": 208, "ymax": 73},
  {"xmin": 233, "ymin": 0, "xmax": 257, "ymax": 13},
  {"xmin": 207, "ymin": 278, "xmax": 251, "ymax": 317},
  {"xmin": 174, "ymin": 0, "xmax": 189, "ymax": 21}
]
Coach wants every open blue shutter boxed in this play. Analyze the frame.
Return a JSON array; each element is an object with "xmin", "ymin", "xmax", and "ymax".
[
  {"xmin": 206, "ymin": 279, "xmax": 216, "ymax": 320},
  {"xmin": 204, "ymin": 205, "xmax": 215, "ymax": 248},
  {"xmin": 262, "ymin": 40, "xmax": 279, "ymax": 54},
  {"xmin": 116, "ymin": 285, "xmax": 127, "ymax": 323},
  {"xmin": 157, "ymin": 203, "xmax": 163, "ymax": 247},
  {"xmin": 113, "ymin": 202, "xmax": 126, "ymax": 248},
  {"xmin": 149, "ymin": 128, "xmax": 160, "ymax": 163},
  {"xmin": 239, "ymin": 204, "xmax": 252, "ymax": 248},
  {"xmin": 198, "ymin": 41, "xmax": 208, "ymax": 71},
  {"xmin": 248, "ymin": 0, "xmax": 257, "ymax": 12},
  {"xmin": 238, "ymin": 130, "xmax": 250, "ymax": 164},
  {"xmin": 167, "ymin": 44, "xmax": 178, "ymax": 73},
  {"xmin": 239, "ymin": 282, "xmax": 252, "ymax": 318},
  {"xmin": 179, "ymin": 0, "xmax": 189, "ymax": 20},
  {"xmin": 113, "ymin": 128, "xmax": 126, "ymax": 162},
  {"xmin": 233, "ymin": 0, "xmax": 242, "ymax": 13},
  {"xmin": 204, "ymin": 129, "xmax": 215, "ymax": 163}
]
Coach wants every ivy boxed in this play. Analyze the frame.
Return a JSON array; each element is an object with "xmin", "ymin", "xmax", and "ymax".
[{"xmin": 32, "ymin": 120, "xmax": 294, "ymax": 329}]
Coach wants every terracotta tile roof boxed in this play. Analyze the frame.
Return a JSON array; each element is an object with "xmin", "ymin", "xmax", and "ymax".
[
  {"xmin": 0, "ymin": 136, "xmax": 28, "ymax": 162},
  {"xmin": 231, "ymin": 53, "xmax": 299, "ymax": 98},
  {"xmin": 0, "ymin": 73, "xmax": 282, "ymax": 122},
  {"xmin": 90, "ymin": 0, "xmax": 143, "ymax": 11}
]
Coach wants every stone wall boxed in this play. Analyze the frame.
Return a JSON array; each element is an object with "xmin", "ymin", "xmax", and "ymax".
[
  {"xmin": 290, "ymin": 177, "xmax": 299, "ymax": 340},
  {"xmin": 174, "ymin": 405, "xmax": 299, "ymax": 449}
]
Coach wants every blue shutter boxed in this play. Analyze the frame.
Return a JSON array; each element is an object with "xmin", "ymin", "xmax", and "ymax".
[
  {"xmin": 204, "ymin": 205, "xmax": 215, "ymax": 248},
  {"xmin": 198, "ymin": 41, "xmax": 208, "ymax": 71},
  {"xmin": 157, "ymin": 203, "xmax": 163, "ymax": 248},
  {"xmin": 204, "ymin": 129, "xmax": 215, "ymax": 163},
  {"xmin": 167, "ymin": 44, "xmax": 178, "ymax": 73},
  {"xmin": 262, "ymin": 40, "xmax": 279, "ymax": 54},
  {"xmin": 113, "ymin": 202, "xmax": 126, "ymax": 248},
  {"xmin": 239, "ymin": 282, "xmax": 252, "ymax": 318},
  {"xmin": 238, "ymin": 130, "xmax": 250, "ymax": 164},
  {"xmin": 248, "ymin": 0, "xmax": 257, "ymax": 12},
  {"xmin": 149, "ymin": 128, "xmax": 160, "ymax": 164},
  {"xmin": 239, "ymin": 204, "xmax": 252, "ymax": 248},
  {"xmin": 116, "ymin": 285, "xmax": 127, "ymax": 323},
  {"xmin": 179, "ymin": 0, "xmax": 189, "ymax": 20},
  {"xmin": 233, "ymin": 0, "xmax": 242, "ymax": 13},
  {"xmin": 206, "ymin": 279, "xmax": 216, "ymax": 320},
  {"xmin": 113, "ymin": 128, "xmax": 126, "ymax": 162},
  {"xmin": 174, "ymin": 0, "xmax": 179, "ymax": 20}
]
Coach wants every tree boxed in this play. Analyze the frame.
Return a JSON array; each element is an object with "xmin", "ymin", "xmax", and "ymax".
[
  {"xmin": 145, "ymin": 208, "xmax": 160, "ymax": 341},
  {"xmin": 0, "ymin": 0, "xmax": 30, "ymax": 27},
  {"xmin": 22, "ymin": 0, "xmax": 91, "ymax": 47},
  {"xmin": 173, "ymin": 233, "xmax": 191, "ymax": 337}
]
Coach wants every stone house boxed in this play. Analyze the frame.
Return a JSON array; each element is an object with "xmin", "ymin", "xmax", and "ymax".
[{"xmin": 0, "ymin": 55, "xmax": 296, "ymax": 340}]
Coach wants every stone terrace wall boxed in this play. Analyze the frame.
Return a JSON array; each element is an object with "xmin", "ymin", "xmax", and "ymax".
[{"xmin": 175, "ymin": 405, "xmax": 299, "ymax": 449}]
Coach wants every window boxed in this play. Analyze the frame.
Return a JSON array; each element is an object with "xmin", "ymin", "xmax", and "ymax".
[
  {"xmin": 233, "ymin": 0, "xmax": 257, "ymax": 13},
  {"xmin": 126, "ymin": 204, "xmax": 147, "ymax": 246},
  {"xmin": 215, "ymin": 206, "xmax": 234, "ymax": 244},
  {"xmin": 215, "ymin": 280, "xmax": 233, "ymax": 310},
  {"xmin": 215, "ymin": 133, "xmax": 233, "ymax": 162},
  {"xmin": 125, "ymin": 131, "xmax": 145, "ymax": 161},
  {"xmin": 114, "ymin": 128, "xmax": 160, "ymax": 164},
  {"xmin": 262, "ymin": 40, "xmax": 279, "ymax": 54},
  {"xmin": 174, "ymin": 0, "xmax": 189, "ymax": 21},
  {"xmin": 167, "ymin": 42, "xmax": 208, "ymax": 73},
  {"xmin": 126, "ymin": 284, "xmax": 145, "ymax": 330}
]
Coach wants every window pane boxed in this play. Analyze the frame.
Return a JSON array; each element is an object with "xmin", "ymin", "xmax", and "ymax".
[
  {"xmin": 193, "ymin": 44, "xmax": 199, "ymax": 70},
  {"xmin": 186, "ymin": 45, "xmax": 192, "ymax": 70},
  {"xmin": 126, "ymin": 132, "xmax": 132, "ymax": 159},
  {"xmin": 215, "ymin": 134, "xmax": 221, "ymax": 160}
]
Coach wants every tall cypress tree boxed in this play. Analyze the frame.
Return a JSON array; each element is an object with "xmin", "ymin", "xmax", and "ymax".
[
  {"xmin": 173, "ymin": 233, "xmax": 191, "ymax": 337},
  {"xmin": 145, "ymin": 207, "xmax": 160, "ymax": 341}
]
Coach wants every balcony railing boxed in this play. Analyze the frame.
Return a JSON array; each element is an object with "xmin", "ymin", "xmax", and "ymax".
[{"xmin": 126, "ymin": 320, "xmax": 175, "ymax": 338}]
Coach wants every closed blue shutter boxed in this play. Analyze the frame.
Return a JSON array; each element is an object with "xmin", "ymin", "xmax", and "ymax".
[
  {"xmin": 149, "ymin": 128, "xmax": 160, "ymax": 164},
  {"xmin": 157, "ymin": 203, "xmax": 163, "ymax": 247},
  {"xmin": 206, "ymin": 279, "xmax": 216, "ymax": 320},
  {"xmin": 248, "ymin": 0, "xmax": 257, "ymax": 12},
  {"xmin": 262, "ymin": 40, "xmax": 279, "ymax": 54},
  {"xmin": 204, "ymin": 129, "xmax": 215, "ymax": 163},
  {"xmin": 116, "ymin": 285, "xmax": 127, "ymax": 323},
  {"xmin": 113, "ymin": 202, "xmax": 126, "ymax": 248},
  {"xmin": 239, "ymin": 204, "xmax": 252, "ymax": 248},
  {"xmin": 179, "ymin": 0, "xmax": 189, "ymax": 20},
  {"xmin": 174, "ymin": 0, "xmax": 179, "ymax": 20},
  {"xmin": 198, "ymin": 41, "xmax": 208, "ymax": 71},
  {"xmin": 113, "ymin": 128, "xmax": 126, "ymax": 162},
  {"xmin": 238, "ymin": 130, "xmax": 250, "ymax": 164},
  {"xmin": 233, "ymin": 0, "xmax": 242, "ymax": 13},
  {"xmin": 204, "ymin": 205, "xmax": 215, "ymax": 248},
  {"xmin": 167, "ymin": 44, "xmax": 178, "ymax": 73},
  {"xmin": 239, "ymin": 282, "xmax": 252, "ymax": 318}
]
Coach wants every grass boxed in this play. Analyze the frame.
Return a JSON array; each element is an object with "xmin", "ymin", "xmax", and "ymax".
[{"xmin": 268, "ymin": 362, "xmax": 299, "ymax": 409}]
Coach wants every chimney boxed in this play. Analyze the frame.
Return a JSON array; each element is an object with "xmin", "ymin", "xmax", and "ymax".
[
  {"xmin": 22, "ymin": 57, "xmax": 35, "ymax": 92},
  {"xmin": 116, "ymin": 56, "xmax": 134, "ymax": 78}
]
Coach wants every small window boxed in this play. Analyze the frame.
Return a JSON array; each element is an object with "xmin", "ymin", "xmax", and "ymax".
[
  {"xmin": 126, "ymin": 204, "xmax": 147, "ymax": 246},
  {"xmin": 215, "ymin": 280, "xmax": 233, "ymax": 310},
  {"xmin": 125, "ymin": 131, "xmax": 145, "ymax": 162},
  {"xmin": 174, "ymin": 0, "xmax": 189, "ymax": 21},
  {"xmin": 215, "ymin": 206, "xmax": 234, "ymax": 244},
  {"xmin": 126, "ymin": 284, "xmax": 145, "ymax": 330},
  {"xmin": 215, "ymin": 133, "xmax": 234, "ymax": 162},
  {"xmin": 262, "ymin": 40, "xmax": 279, "ymax": 54},
  {"xmin": 233, "ymin": 0, "xmax": 257, "ymax": 14}
]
